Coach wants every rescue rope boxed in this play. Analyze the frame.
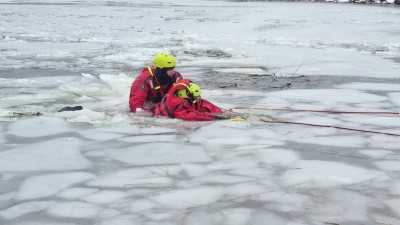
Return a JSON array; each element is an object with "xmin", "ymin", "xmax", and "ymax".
[
  {"xmin": 233, "ymin": 106, "xmax": 400, "ymax": 115},
  {"xmin": 259, "ymin": 116, "xmax": 400, "ymax": 137}
]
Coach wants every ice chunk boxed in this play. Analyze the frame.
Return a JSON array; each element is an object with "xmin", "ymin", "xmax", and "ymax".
[
  {"xmin": 220, "ymin": 208, "xmax": 251, "ymax": 225},
  {"xmin": 385, "ymin": 199, "xmax": 400, "ymax": 217},
  {"xmin": 0, "ymin": 201, "xmax": 54, "ymax": 220},
  {"xmin": 292, "ymin": 135, "xmax": 367, "ymax": 148},
  {"xmin": 7, "ymin": 117, "xmax": 71, "ymax": 137},
  {"xmin": 337, "ymin": 83, "xmax": 400, "ymax": 91},
  {"xmin": 81, "ymin": 190, "xmax": 128, "ymax": 204},
  {"xmin": 389, "ymin": 93, "xmax": 400, "ymax": 107},
  {"xmin": 105, "ymin": 143, "xmax": 211, "ymax": 166},
  {"xmin": 180, "ymin": 164, "xmax": 208, "ymax": 177},
  {"xmin": 280, "ymin": 160, "xmax": 386, "ymax": 188},
  {"xmin": 0, "ymin": 138, "xmax": 91, "ymax": 172},
  {"xmin": 55, "ymin": 109, "xmax": 105, "ymax": 123},
  {"xmin": 17, "ymin": 172, "xmax": 95, "ymax": 200},
  {"xmin": 308, "ymin": 189, "xmax": 371, "ymax": 222},
  {"xmin": 80, "ymin": 130, "xmax": 125, "ymax": 141},
  {"xmin": 118, "ymin": 134, "xmax": 181, "ymax": 143},
  {"xmin": 266, "ymin": 89, "xmax": 386, "ymax": 104},
  {"xmin": 58, "ymin": 187, "xmax": 99, "ymax": 200},
  {"xmin": 358, "ymin": 150, "xmax": 393, "ymax": 159},
  {"xmin": 150, "ymin": 187, "xmax": 225, "ymax": 209},
  {"xmin": 87, "ymin": 167, "xmax": 175, "ymax": 188},
  {"xmin": 129, "ymin": 199, "xmax": 158, "ymax": 213},
  {"xmin": 374, "ymin": 160, "xmax": 400, "ymax": 171},
  {"xmin": 258, "ymin": 148, "xmax": 299, "ymax": 167},
  {"xmin": 249, "ymin": 210, "xmax": 289, "ymax": 225},
  {"xmin": 194, "ymin": 174, "xmax": 254, "ymax": 184},
  {"xmin": 225, "ymin": 183, "xmax": 270, "ymax": 198},
  {"xmin": 47, "ymin": 201, "xmax": 102, "ymax": 218}
]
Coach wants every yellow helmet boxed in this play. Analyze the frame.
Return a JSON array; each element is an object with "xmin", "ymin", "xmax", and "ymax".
[
  {"xmin": 177, "ymin": 83, "xmax": 202, "ymax": 99},
  {"xmin": 153, "ymin": 52, "xmax": 176, "ymax": 68}
]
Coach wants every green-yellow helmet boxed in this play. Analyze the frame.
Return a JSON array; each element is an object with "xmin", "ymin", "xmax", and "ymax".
[
  {"xmin": 153, "ymin": 52, "xmax": 176, "ymax": 68},
  {"xmin": 177, "ymin": 83, "xmax": 202, "ymax": 99}
]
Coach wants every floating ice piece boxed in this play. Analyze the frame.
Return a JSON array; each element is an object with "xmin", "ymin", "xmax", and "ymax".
[
  {"xmin": 258, "ymin": 148, "xmax": 299, "ymax": 167},
  {"xmin": 258, "ymin": 191, "xmax": 310, "ymax": 213},
  {"xmin": 389, "ymin": 93, "xmax": 400, "ymax": 107},
  {"xmin": 0, "ymin": 201, "xmax": 54, "ymax": 220},
  {"xmin": 249, "ymin": 210, "xmax": 289, "ymax": 225},
  {"xmin": 80, "ymin": 130, "xmax": 125, "ymax": 141},
  {"xmin": 220, "ymin": 208, "xmax": 251, "ymax": 225},
  {"xmin": 81, "ymin": 190, "xmax": 128, "ymax": 204},
  {"xmin": 55, "ymin": 109, "xmax": 105, "ymax": 123},
  {"xmin": 225, "ymin": 183, "xmax": 270, "ymax": 198},
  {"xmin": 337, "ymin": 83, "xmax": 400, "ymax": 91},
  {"xmin": 292, "ymin": 135, "xmax": 367, "ymax": 148},
  {"xmin": 307, "ymin": 189, "xmax": 371, "ymax": 222},
  {"xmin": 213, "ymin": 68, "xmax": 266, "ymax": 75},
  {"xmin": 105, "ymin": 143, "xmax": 211, "ymax": 166},
  {"xmin": 150, "ymin": 186, "xmax": 225, "ymax": 209},
  {"xmin": 17, "ymin": 172, "xmax": 95, "ymax": 200},
  {"xmin": 118, "ymin": 134, "xmax": 180, "ymax": 143},
  {"xmin": 7, "ymin": 117, "xmax": 71, "ymax": 137},
  {"xmin": 358, "ymin": 150, "xmax": 393, "ymax": 159},
  {"xmin": 87, "ymin": 167, "xmax": 175, "ymax": 188},
  {"xmin": 47, "ymin": 201, "xmax": 102, "ymax": 218},
  {"xmin": 280, "ymin": 160, "xmax": 386, "ymax": 188},
  {"xmin": 194, "ymin": 174, "xmax": 254, "ymax": 184},
  {"xmin": 0, "ymin": 138, "xmax": 91, "ymax": 172},
  {"xmin": 58, "ymin": 187, "xmax": 99, "ymax": 200},
  {"xmin": 374, "ymin": 160, "xmax": 400, "ymax": 171},
  {"xmin": 266, "ymin": 89, "xmax": 386, "ymax": 104},
  {"xmin": 129, "ymin": 199, "xmax": 158, "ymax": 213}
]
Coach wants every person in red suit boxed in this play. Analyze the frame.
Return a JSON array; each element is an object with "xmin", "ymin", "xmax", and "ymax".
[
  {"xmin": 153, "ymin": 79, "xmax": 230, "ymax": 121},
  {"xmin": 129, "ymin": 52, "xmax": 183, "ymax": 113}
]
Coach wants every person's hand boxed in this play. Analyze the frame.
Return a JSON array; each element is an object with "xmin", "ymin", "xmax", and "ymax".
[
  {"xmin": 214, "ymin": 115, "xmax": 229, "ymax": 120},
  {"xmin": 135, "ymin": 108, "xmax": 153, "ymax": 117},
  {"xmin": 214, "ymin": 113, "xmax": 247, "ymax": 121}
]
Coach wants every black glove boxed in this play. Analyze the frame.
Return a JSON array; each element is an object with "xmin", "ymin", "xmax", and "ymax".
[
  {"xmin": 58, "ymin": 105, "xmax": 83, "ymax": 112},
  {"xmin": 214, "ymin": 115, "xmax": 229, "ymax": 120}
]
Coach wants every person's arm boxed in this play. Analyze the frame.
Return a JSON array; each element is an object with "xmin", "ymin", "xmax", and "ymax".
[
  {"xmin": 198, "ymin": 99, "xmax": 224, "ymax": 114},
  {"xmin": 173, "ymin": 101, "xmax": 216, "ymax": 121},
  {"xmin": 129, "ymin": 79, "xmax": 150, "ymax": 113}
]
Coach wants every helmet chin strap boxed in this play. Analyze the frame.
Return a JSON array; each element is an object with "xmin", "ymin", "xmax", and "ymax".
[{"xmin": 176, "ymin": 83, "xmax": 197, "ymax": 104}]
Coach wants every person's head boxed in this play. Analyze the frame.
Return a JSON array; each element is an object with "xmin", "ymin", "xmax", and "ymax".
[
  {"xmin": 177, "ymin": 82, "xmax": 202, "ymax": 102},
  {"xmin": 153, "ymin": 52, "xmax": 176, "ymax": 78}
]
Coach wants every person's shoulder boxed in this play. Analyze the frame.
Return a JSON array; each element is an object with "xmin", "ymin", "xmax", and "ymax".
[{"xmin": 136, "ymin": 67, "xmax": 153, "ymax": 78}]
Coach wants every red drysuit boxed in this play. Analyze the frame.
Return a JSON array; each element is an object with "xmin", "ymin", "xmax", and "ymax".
[
  {"xmin": 129, "ymin": 66, "xmax": 183, "ymax": 112},
  {"xmin": 153, "ymin": 79, "xmax": 224, "ymax": 121}
]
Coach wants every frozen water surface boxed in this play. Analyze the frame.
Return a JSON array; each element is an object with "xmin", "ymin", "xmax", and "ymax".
[{"xmin": 1, "ymin": 0, "xmax": 400, "ymax": 225}]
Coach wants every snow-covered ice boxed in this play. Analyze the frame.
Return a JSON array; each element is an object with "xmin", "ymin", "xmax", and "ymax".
[{"xmin": 1, "ymin": 0, "xmax": 400, "ymax": 225}]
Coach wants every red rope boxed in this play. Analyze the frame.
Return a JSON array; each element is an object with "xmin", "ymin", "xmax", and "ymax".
[
  {"xmin": 233, "ymin": 106, "xmax": 400, "ymax": 115},
  {"xmin": 260, "ymin": 119, "xmax": 400, "ymax": 137}
]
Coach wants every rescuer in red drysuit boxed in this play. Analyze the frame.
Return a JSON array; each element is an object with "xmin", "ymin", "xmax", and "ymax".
[
  {"xmin": 129, "ymin": 52, "xmax": 183, "ymax": 113},
  {"xmin": 153, "ymin": 79, "xmax": 229, "ymax": 121}
]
